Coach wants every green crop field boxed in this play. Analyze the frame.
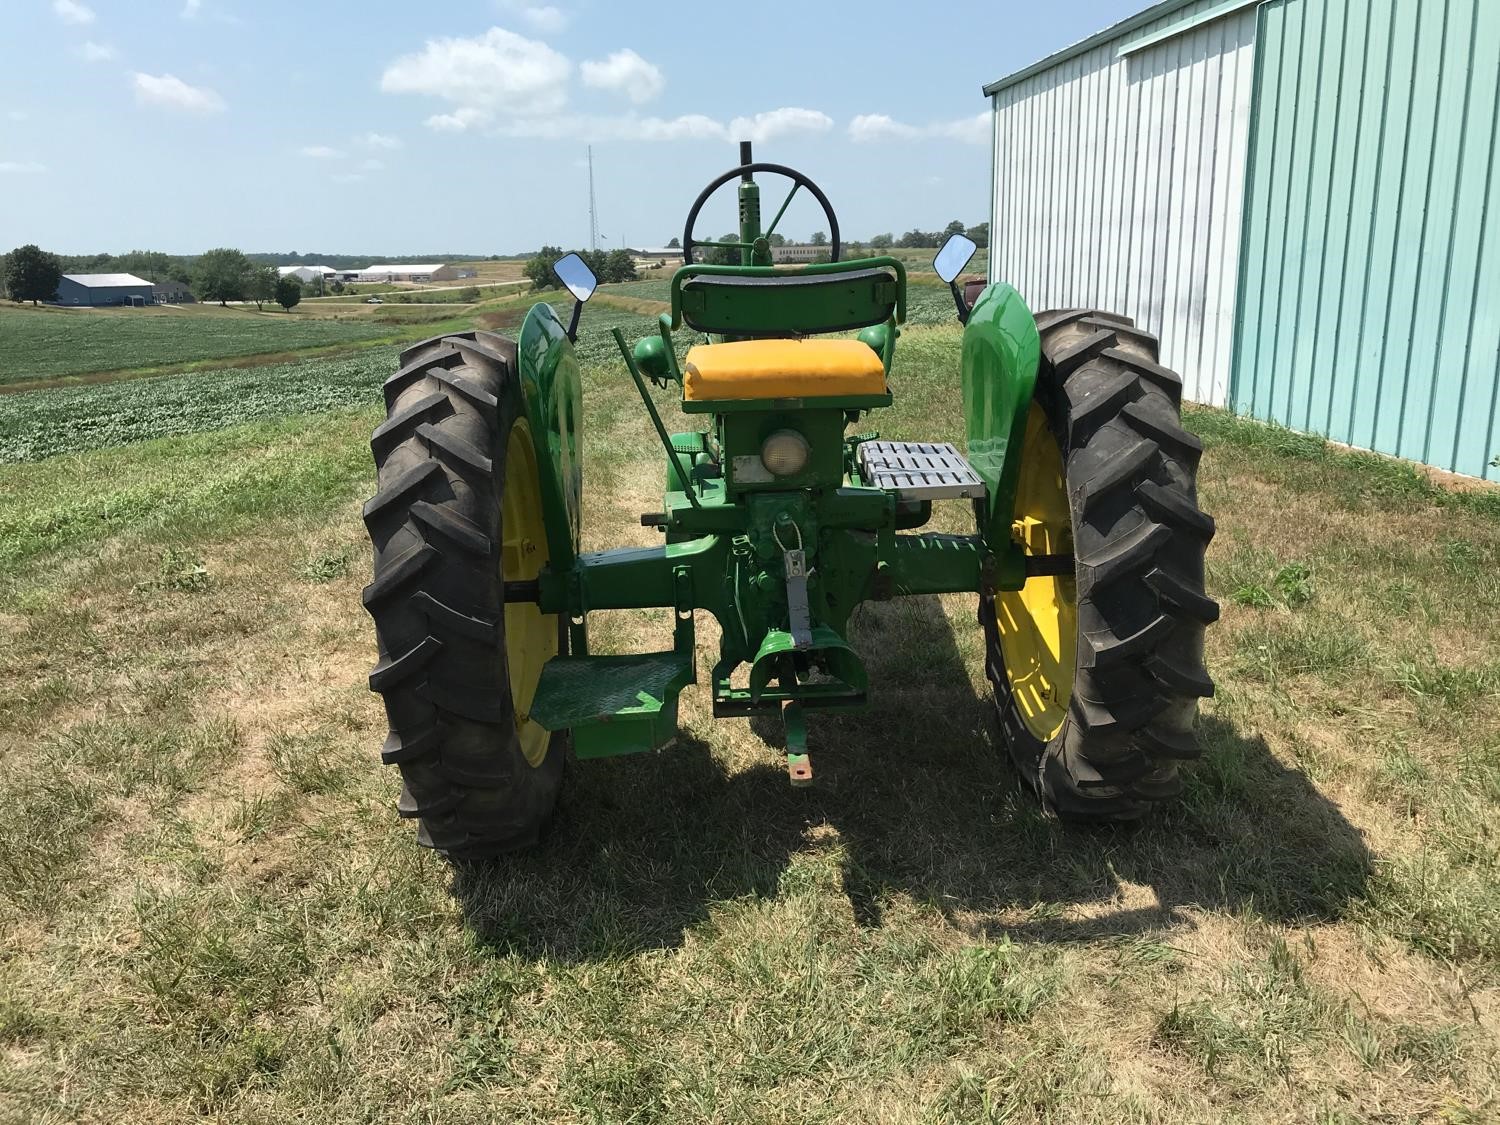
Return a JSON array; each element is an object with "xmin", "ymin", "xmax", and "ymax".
[
  {"xmin": 0, "ymin": 306, "xmax": 393, "ymax": 386},
  {"xmin": 1, "ymin": 299, "xmax": 1497, "ymax": 1122},
  {"xmin": 875, "ymin": 246, "xmax": 991, "ymax": 277},
  {"xmin": 0, "ymin": 347, "xmax": 401, "ymax": 463},
  {"xmin": 600, "ymin": 278, "xmax": 674, "ymax": 303},
  {"xmin": 0, "ymin": 303, "xmax": 673, "ymax": 463}
]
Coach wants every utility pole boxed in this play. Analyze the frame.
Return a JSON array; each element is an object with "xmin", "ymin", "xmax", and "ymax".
[{"xmin": 587, "ymin": 145, "xmax": 599, "ymax": 252}]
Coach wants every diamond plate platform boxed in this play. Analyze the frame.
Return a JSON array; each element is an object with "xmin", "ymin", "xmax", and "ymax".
[{"xmin": 856, "ymin": 441, "xmax": 987, "ymax": 500}]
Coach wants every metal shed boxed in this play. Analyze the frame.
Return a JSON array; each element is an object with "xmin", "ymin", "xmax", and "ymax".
[
  {"xmin": 986, "ymin": 0, "xmax": 1500, "ymax": 480},
  {"xmin": 55, "ymin": 273, "xmax": 155, "ymax": 307}
]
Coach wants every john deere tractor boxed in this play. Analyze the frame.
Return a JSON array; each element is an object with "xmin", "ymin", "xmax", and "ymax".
[{"xmin": 362, "ymin": 144, "xmax": 1217, "ymax": 856}]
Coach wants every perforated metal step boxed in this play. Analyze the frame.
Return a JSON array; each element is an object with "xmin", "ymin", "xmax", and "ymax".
[{"xmin": 856, "ymin": 440, "xmax": 987, "ymax": 500}]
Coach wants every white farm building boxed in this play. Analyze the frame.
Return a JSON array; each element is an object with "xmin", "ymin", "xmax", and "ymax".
[
  {"xmin": 277, "ymin": 264, "xmax": 338, "ymax": 285},
  {"xmin": 351, "ymin": 264, "xmax": 467, "ymax": 284}
]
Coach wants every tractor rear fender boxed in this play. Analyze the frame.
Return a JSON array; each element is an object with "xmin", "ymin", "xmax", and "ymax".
[
  {"xmin": 961, "ymin": 283, "xmax": 1042, "ymax": 554},
  {"xmin": 516, "ymin": 302, "xmax": 585, "ymax": 572}
]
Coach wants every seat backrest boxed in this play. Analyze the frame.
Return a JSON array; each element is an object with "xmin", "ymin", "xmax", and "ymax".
[{"xmin": 671, "ymin": 258, "xmax": 907, "ymax": 338}]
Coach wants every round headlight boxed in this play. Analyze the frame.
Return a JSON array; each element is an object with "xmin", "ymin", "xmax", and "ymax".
[{"xmin": 760, "ymin": 429, "xmax": 811, "ymax": 477}]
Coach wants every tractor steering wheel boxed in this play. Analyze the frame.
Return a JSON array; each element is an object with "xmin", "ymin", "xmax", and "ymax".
[{"xmin": 681, "ymin": 161, "xmax": 841, "ymax": 266}]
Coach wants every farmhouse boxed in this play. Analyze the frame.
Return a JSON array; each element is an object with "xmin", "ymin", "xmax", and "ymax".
[
  {"xmin": 985, "ymin": 0, "xmax": 1500, "ymax": 480},
  {"xmin": 55, "ymin": 273, "xmax": 154, "ymax": 307},
  {"xmin": 151, "ymin": 279, "xmax": 192, "ymax": 304}
]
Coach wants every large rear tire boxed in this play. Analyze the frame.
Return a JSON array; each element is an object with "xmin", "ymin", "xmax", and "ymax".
[
  {"xmin": 362, "ymin": 331, "xmax": 564, "ymax": 857},
  {"xmin": 981, "ymin": 310, "xmax": 1218, "ymax": 820}
]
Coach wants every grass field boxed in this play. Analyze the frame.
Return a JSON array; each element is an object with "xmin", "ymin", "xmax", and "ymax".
[
  {"xmin": 0, "ymin": 305, "xmax": 393, "ymax": 385},
  {"xmin": 0, "ymin": 312, "xmax": 1497, "ymax": 1122},
  {"xmin": 0, "ymin": 294, "xmax": 556, "ymax": 394}
]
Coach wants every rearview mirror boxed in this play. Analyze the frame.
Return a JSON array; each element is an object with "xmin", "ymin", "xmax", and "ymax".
[
  {"xmin": 933, "ymin": 233, "xmax": 977, "ymax": 284},
  {"xmin": 553, "ymin": 253, "xmax": 597, "ymax": 302}
]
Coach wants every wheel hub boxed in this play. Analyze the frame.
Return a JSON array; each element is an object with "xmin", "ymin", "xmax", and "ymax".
[
  {"xmin": 996, "ymin": 403, "xmax": 1077, "ymax": 742},
  {"xmin": 501, "ymin": 418, "xmax": 558, "ymax": 767}
]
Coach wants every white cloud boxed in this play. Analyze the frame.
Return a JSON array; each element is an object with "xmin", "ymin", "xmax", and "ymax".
[
  {"xmin": 580, "ymin": 48, "xmax": 663, "ymax": 105},
  {"xmin": 848, "ymin": 111, "xmax": 989, "ymax": 145},
  {"xmin": 426, "ymin": 107, "xmax": 491, "ymax": 133},
  {"xmin": 358, "ymin": 131, "xmax": 401, "ymax": 150},
  {"xmin": 495, "ymin": 112, "xmax": 724, "ymax": 142},
  {"xmin": 5, "ymin": 111, "xmax": 28, "ymax": 122},
  {"xmin": 52, "ymin": 0, "xmax": 94, "ymax": 25},
  {"xmin": 381, "ymin": 27, "xmax": 570, "ymax": 122},
  {"xmin": 495, "ymin": 0, "xmax": 568, "ymax": 34},
  {"xmin": 0, "ymin": 161, "xmax": 46, "ymax": 174},
  {"xmin": 359, "ymin": 157, "xmax": 384, "ymax": 171},
  {"xmin": 331, "ymin": 172, "xmax": 366, "ymax": 183},
  {"xmin": 131, "ymin": 72, "xmax": 226, "ymax": 114},
  {"xmin": 631, "ymin": 114, "xmax": 725, "ymax": 141},
  {"xmin": 727, "ymin": 107, "xmax": 833, "ymax": 143},
  {"xmin": 847, "ymin": 114, "xmax": 920, "ymax": 143},
  {"xmin": 936, "ymin": 112, "xmax": 990, "ymax": 144},
  {"xmin": 300, "ymin": 144, "xmax": 344, "ymax": 158},
  {"xmin": 495, "ymin": 108, "xmax": 836, "ymax": 144},
  {"xmin": 179, "ymin": 1, "xmax": 243, "ymax": 25},
  {"xmin": 519, "ymin": 4, "xmax": 567, "ymax": 34},
  {"xmin": 76, "ymin": 40, "xmax": 116, "ymax": 62}
]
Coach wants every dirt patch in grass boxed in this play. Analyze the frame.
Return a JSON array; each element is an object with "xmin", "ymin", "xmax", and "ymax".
[
  {"xmin": 474, "ymin": 306, "xmax": 529, "ymax": 333},
  {"xmin": 592, "ymin": 293, "xmax": 671, "ymax": 317}
]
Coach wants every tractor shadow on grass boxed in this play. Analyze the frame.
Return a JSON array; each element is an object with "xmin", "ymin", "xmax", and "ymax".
[{"xmin": 452, "ymin": 596, "xmax": 1372, "ymax": 961}]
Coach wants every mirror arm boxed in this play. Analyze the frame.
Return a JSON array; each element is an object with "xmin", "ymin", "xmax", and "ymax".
[
  {"xmin": 566, "ymin": 297, "xmax": 584, "ymax": 343},
  {"xmin": 612, "ymin": 327, "xmax": 702, "ymax": 509},
  {"xmin": 949, "ymin": 281, "xmax": 971, "ymax": 326}
]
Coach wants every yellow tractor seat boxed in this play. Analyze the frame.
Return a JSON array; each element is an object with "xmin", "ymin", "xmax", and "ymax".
[{"xmin": 683, "ymin": 339, "xmax": 886, "ymax": 402}]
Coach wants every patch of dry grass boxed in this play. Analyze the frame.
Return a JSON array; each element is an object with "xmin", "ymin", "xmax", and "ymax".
[
  {"xmin": 591, "ymin": 292, "xmax": 672, "ymax": 317},
  {"xmin": 0, "ymin": 325, "xmax": 1496, "ymax": 1121}
]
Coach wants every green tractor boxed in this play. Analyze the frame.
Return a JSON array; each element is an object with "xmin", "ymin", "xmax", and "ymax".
[{"xmin": 362, "ymin": 144, "xmax": 1217, "ymax": 856}]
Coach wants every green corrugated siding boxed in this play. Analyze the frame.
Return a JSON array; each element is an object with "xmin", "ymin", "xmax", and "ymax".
[{"xmin": 1232, "ymin": 0, "xmax": 1500, "ymax": 479}]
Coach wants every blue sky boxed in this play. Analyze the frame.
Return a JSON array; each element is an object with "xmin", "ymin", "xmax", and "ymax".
[{"xmin": 3, "ymin": 0, "xmax": 1144, "ymax": 256}]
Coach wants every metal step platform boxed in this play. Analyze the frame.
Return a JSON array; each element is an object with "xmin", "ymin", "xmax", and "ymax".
[{"xmin": 856, "ymin": 441, "xmax": 987, "ymax": 500}]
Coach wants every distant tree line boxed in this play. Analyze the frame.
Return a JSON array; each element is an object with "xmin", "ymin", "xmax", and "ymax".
[
  {"xmin": 650, "ymin": 219, "xmax": 989, "ymax": 260},
  {"xmin": 55, "ymin": 249, "xmax": 195, "ymax": 285},
  {"xmin": 3, "ymin": 243, "xmax": 299, "ymax": 310},
  {"xmin": 866, "ymin": 220, "xmax": 989, "ymax": 250},
  {"xmin": 5, "ymin": 220, "xmax": 993, "ymax": 310},
  {"xmin": 524, "ymin": 247, "xmax": 639, "ymax": 291}
]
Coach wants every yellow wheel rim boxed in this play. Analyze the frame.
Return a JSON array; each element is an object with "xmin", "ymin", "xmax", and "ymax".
[
  {"xmin": 996, "ymin": 403, "xmax": 1077, "ymax": 742},
  {"xmin": 501, "ymin": 418, "xmax": 558, "ymax": 768}
]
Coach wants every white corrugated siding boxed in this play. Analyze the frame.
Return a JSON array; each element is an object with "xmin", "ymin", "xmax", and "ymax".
[{"xmin": 990, "ymin": 1, "xmax": 1258, "ymax": 406}]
